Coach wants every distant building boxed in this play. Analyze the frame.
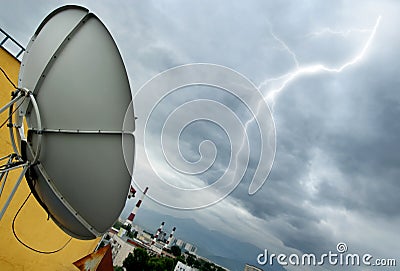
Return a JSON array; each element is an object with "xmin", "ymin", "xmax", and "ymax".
[
  {"xmin": 111, "ymin": 235, "xmax": 136, "ymax": 266},
  {"xmin": 166, "ymin": 236, "xmax": 177, "ymax": 247},
  {"xmin": 244, "ymin": 263, "xmax": 263, "ymax": 271},
  {"xmin": 173, "ymin": 239, "xmax": 197, "ymax": 254},
  {"xmin": 175, "ymin": 239, "xmax": 185, "ymax": 247},
  {"xmin": 137, "ymin": 231, "xmax": 152, "ymax": 244},
  {"xmin": 184, "ymin": 242, "xmax": 197, "ymax": 254},
  {"xmin": 174, "ymin": 261, "xmax": 199, "ymax": 271},
  {"xmin": 157, "ymin": 231, "xmax": 167, "ymax": 242},
  {"xmin": 150, "ymin": 242, "xmax": 164, "ymax": 255},
  {"xmin": 117, "ymin": 228, "xmax": 127, "ymax": 237}
]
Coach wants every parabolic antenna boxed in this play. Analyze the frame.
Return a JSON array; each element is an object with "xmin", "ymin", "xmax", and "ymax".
[{"xmin": 0, "ymin": 5, "xmax": 134, "ymax": 239}]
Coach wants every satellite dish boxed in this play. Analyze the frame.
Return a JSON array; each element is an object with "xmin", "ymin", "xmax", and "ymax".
[{"xmin": 0, "ymin": 5, "xmax": 135, "ymax": 240}]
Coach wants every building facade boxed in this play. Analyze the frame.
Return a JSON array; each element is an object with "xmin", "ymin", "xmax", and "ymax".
[{"xmin": 174, "ymin": 261, "xmax": 199, "ymax": 271}]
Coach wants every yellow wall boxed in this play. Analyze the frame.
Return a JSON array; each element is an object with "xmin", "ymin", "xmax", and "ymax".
[{"xmin": 0, "ymin": 48, "xmax": 99, "ymax": 271}]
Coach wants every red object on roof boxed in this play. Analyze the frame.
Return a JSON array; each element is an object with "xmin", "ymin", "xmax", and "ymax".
[{"xmin": 73, "ymin": 244, "xmax": 113, "ymax": 271}]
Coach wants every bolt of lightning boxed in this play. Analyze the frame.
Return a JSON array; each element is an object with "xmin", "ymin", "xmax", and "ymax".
[
  {"xmin": 270, "ymin": 28, "xmax": 300, "ymax": 68},
  {"xmin": 243, "ymin": 16, "xmax": 381, "ymax": 194},
  {"xmin": 307, "ymin": 27, "xmax": 372, "ymax": 37},
  {"xmin": 259, "ymin": 16, "xmax": 381, "ymax": 107}
]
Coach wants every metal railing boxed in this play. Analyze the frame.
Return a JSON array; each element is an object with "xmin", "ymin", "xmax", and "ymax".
[{"xmin": 0, "ymin": 27, "xmax": 25, "ymax": 60}]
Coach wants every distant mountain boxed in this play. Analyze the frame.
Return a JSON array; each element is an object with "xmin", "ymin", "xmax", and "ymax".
[{"xmin": 129, "ymin": 207, "xmax": 284, "ymax": 271}]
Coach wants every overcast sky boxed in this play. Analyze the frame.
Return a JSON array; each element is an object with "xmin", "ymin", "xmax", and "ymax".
[{"xmin": 1, "ymin": 1, "xmax": 399, "ymax": 270}]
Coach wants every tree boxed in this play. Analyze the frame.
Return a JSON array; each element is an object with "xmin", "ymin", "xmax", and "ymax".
[
  {"xmin": 162, "ymin": 257, "xmax": 175, "ymax": 271},
  {"xmin": 170, "ymin": 245, "xmax": 181, "ymax": 257},
  {"xmin": 147, "ymin": 257, "xmax": 164, "ymax": 271},
  {"xmin": 123, "ymin": 253, "xmax": 135, "ymax": 270},
  {"xmin": 186, "ymin": 254, "xmax": 195, "ymax": 267},
  {"xmin": 192, "ymin": 258, "xmax": 202, "ymax": 269},
  {"xmin": 123, "ymin": 248, "xmax": 149, "ymax": 271},
  {"xmin": 201, "ymin": 261, "xmax": 213, "ymax": 271},
  {"xmin": 127, "ymin": 230, "xmax": 135, "ymax": 239},
  {"xmin": 122, "ymin": 223, "xmax": 132, "ymax": 232},
  {"xmin": 113, "ymin": 221, "xmax": 124, "ymax": 229},
  {"xmin": 148, "ymin": 257, "xmax": 175, "ymax": 271}
]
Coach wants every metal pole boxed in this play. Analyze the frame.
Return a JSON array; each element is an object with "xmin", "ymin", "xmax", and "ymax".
[
  {"xmin": 0, "ymin": 155, "xmax": 13, "ymax": 197},
  {"xmin": 0, "ymin": 165, "xmax": 28, "ymax": 221},
  {"xmin": 0, "ymin": 169, "xmax": 9, "ymax": 197},
  {"xmin": 0, "ymin": 93, "xmax": 23, "ymax": 115}
]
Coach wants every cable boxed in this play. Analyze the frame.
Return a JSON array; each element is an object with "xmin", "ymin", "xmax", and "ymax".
[
  {"xmin": 12, "ymin": 192, "xmax": 73, "ymax": 254},
  {"xmin": 0, "ymin": 66, "xmax": 17, "ymax": 89}
]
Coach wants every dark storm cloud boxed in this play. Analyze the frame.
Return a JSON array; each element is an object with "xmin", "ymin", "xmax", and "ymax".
[
  {"xmin": 313, "ymin": 68, "xmax": 400, "ymax": 218},
  {"xmin": 121, "ymin": 0, "xmax": 400, "ymax": 264},
  {"xmin": 227, "ymin": 4, "xmax": 400, "ymax": 261}
]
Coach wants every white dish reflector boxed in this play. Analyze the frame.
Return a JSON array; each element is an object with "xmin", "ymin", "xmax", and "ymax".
[{"xmin": 17, "ymin": 5, "xmax": 134, "ymax": 239}]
